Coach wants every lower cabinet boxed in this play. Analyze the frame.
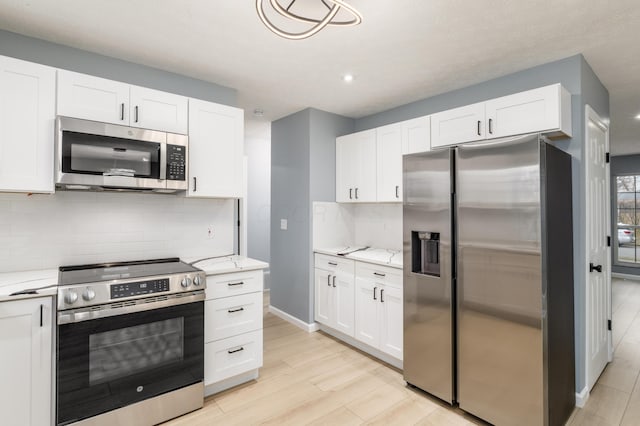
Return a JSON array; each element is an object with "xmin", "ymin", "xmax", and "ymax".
[
  {"xmin": 314, "ymin": 253, "xmax": 403, "ymax": 363},
  {"xmin": 204, "ymin": 269, "xmax": 264, "ymax": 395},
  {"xmin": 0, "ymin": 297, "xmax": 53, "ymax": 426}
]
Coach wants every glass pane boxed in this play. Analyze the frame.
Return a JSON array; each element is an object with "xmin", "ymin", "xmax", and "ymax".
[
  {"xmin": 89, "ymin": 317, "xmax": 184, "ymax": 385},
  {"xmin": 618, "ymin": 176, "xmax": 635, "ymax": 192},
  {"xmin": 618, "ymin": 209, "xmax": 635, "ymax": 226},
  {"xmin": 618, "ymin": 192, "xmax": 636, "ymax": 209}
]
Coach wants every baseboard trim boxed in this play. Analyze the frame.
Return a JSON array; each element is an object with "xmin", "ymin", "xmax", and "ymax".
[
  {"xmin": 319, "ymin": 324, "xmax": 403, "ymax": 370},
  {"xmin": 575, "ymin": 386, "xmax": 589, "ymax": 408},
  {"xmin": 268, "ymin": 305, "xmax": 319, "ymax": 333},
  {"xmin": 612, "ymin": 272, "xmax": 640, "ymax": 281}
]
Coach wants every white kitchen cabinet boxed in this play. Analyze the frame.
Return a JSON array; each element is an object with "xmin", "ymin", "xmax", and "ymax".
[
  {"xmin": 0, "ymin": 297, "xmax": 53, "ymax": 426},
  {"xmin": 354, "ymin": 262, "xmax": 403, "ymax": 359},
  {"xmin": 188, "ymin": 99, "xmax": 244, "ymax": 198},
  {"xmin": 204, "ymin": 268, "xmax": 263, "ymax": 395},
  {"xmin": 376, "ymin": 123, "xmax": 403, "ymax": 202},
  {"xmin": 485, "ymin": 83, "xmax": 572, "ymax": 139},
  {"xmin": 0, "ymin": 56, "xmax": 56, "ymax": 193},
  {"xmin": 336, "ymin": 129, "xmax": 376, "ymax": 203},
  {"xmin": 402, "ymin": 115, "xmax": 431, "ymax": 155},
  {"xmin": 314, "ymin": 253, "xmax": 355, "ymax": 336},
  {"xmin": 57, "ymin": 70, "xmax": 188, "ymax": 133},
  {"xmin": 431, "ymin": 102, "xmax": 486, "ymax": 149}
]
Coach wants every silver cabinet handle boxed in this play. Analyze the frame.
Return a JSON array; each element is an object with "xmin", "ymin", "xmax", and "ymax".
[
  {"xmin": 477, "ymin": 120, "xmax": 481, "ymax": 136},
  {"xmin": 355, "ymin": 188, "xmax": 359, "ymax": 199},
  {"xmin": 374, "ymin": 272, "xmax": 386, "ymax": 277},
  {"xmin": 488, "ymin": 118, "xmax": 493, "ymax": 134},
  {"xmin": 228, "ymin": 281, "xmax": 244, "ymax": 286},
  {"xmin": 395, "ymin": 185, "xmax": 399, "ymax": 198},
  {"xmin": 380, "ymin": 289, "xmax": 384, "ymax": 303},
  {"xmin": 228, "ymin": 307, "xmax": 244, "ymax": 313},
  {"xmin": 349, "ymin": 188, "xmax": 353, "ymax": 199},
  {"xmin": 120, "ymin": 103, "xmax": 125, "ymax": 121},
  {"xmin": 228, "ymin": 347, "xmax": 244, "ymax": 354},
  {"xmin": 373, "ymin": 286, "xmax": 377, "ymax": 300},
  {"xmin": 193, "ymin": 177, "xmax": 197, "ymax": 192},
  {"xmin": 134, "ymin": 105, "xmax": 139, "ymax": 123},
  {"xmin": 332, "ymin": 276, "xmax": 336, "ymax": 287},
  {"xmin": 327, "ymin": 274, "xmax": 331, "ymax": 286}
]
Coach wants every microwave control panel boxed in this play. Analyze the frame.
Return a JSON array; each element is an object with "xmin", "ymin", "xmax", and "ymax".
[
  {"xmin": 110, "ymin": 278, "xmax": 170, "ymax": 299},
  {"xmin": 167, "ymin": 144, "xmax": 186, "ymax": 181}
]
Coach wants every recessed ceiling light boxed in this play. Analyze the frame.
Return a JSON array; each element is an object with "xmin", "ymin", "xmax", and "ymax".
[
  {"xmin": 635, "ymin": 114, "xmax": 640, "ymax": 120},
  {"xmin": 342, "ymin": 74, "xmax": 354, "ymax": 83},
  {"xmin": 253, "ymin": 108, "xmax": 264, "ymax": 117}
]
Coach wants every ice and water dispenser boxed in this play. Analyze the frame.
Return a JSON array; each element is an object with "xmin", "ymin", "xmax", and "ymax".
[{"xmin": 412, "ymin": 231, "xmax": 440, "ymax": 277}]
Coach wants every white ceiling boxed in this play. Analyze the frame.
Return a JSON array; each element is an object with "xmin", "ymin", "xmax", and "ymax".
[{"xmin": 0, "ymin": 0, "xmax": 639, "ymax": 154}]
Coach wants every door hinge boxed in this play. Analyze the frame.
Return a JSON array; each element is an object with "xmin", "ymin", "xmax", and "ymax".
[
  {"xmin": 606, "ymin": 152, "xmax": 610, "ymax": 163},
  {"xmin": 607, "ymin": 236, "xmax": 611, "ymax": 247},
  {"xmin": 608, "ymin": 319, "xmax": 612, "ymax": 331}
]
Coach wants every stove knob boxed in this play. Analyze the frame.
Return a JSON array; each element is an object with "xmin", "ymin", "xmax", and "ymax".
[
  {"xmin": 64, "ymin": 291, "xmax": 78, "ymax": 305},
  {"xmin": 193, "ymin": 276, "xmax": 201, "ymax": 286},
  {"xmin": 82, "ymin": 288, "xmax": 96, "ymax": 301},
  {"xmin": 181, "ymin": 277, "xmax": 192, "ymax": 288}
]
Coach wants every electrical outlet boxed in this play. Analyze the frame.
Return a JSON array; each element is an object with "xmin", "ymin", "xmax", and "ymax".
[
  {"xmin": 280, "ymin": 219, "xmax": 288, "ymax": 230},
  {"xmin": 207, "ymin": 226, "xmax": 214, "ymax": 239}
]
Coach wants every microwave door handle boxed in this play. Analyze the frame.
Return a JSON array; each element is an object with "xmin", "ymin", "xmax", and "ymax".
[{"xmin": 159, "ymin": 143, "xmax": 167, "ymax": 184}]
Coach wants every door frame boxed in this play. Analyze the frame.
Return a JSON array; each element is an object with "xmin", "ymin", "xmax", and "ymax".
[{"xmin": 584, "ymin": 104, "xmax": 612, "ymax": 395}]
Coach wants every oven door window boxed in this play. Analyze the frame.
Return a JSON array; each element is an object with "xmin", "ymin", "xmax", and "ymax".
[
  {"xmin": 61, "ymin": 131, "xmax": 161, "ymax": 178},
  {"xmin": 57, "ymin": 301, "xmax": 203, "ymax": 425}
]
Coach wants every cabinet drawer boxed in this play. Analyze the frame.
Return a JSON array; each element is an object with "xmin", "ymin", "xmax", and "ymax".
[
  {"xmin": 356, "ymin": 262, "xmax": 402, "ymax": 289},
  {"xmin": 206, "ymin": 270, "xmax": 263, "ymax": 299},
  {"xmin": 315, "ymin": 253, "xmax": 354, "ymax": 275},
  {"xmin": 204, "ymin": 330, "xmax": 263, "ymax": 384},
  {"xmin": 205, "ymin": 292, "xmax": 262, "ymax": 342}
]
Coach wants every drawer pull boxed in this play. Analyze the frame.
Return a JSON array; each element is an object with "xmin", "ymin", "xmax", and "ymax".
[
  {"xmin": 374, "ymin": 272, "xmax": 386, "ymax": 277},
  {"xmin": 328, "ymin": 262, "xmax": 338, "ymax": 266},
  {"xmin": 228, "ymin": 281, "xmax": 244, "ymax": 287},
  {"xmin": 228, "ymin": 307, "xmax": 244, "ymax": 313},
  {"xmin": 228, "ymin": 347, "xmax": 244, "ymax": 354}
]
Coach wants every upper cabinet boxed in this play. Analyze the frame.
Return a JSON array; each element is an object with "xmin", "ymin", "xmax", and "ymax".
[
  {"xmin": 431, "ymin": 83, "xmax": 572, "ymax": 149},
  {"xmin": 188, "ymin": 99, "xmax": 244, "ymax": 198},
  {"xmin": 0, "ymin": 56, "xmax": 56, "ymax": 193},
  {"xmin": 57, "ymin": 70, "xmax": 188, "ymax": 134},
  {"xmin": 401, "ymin": 115, "xmax": 431, "ymax": 155},
  {"xmin": 376, "ymin": 123, "xmax": 403, "ymax": 202},
  {"xmin": 336, "ymin": 129, "xmax": 377, "ymax": 203}
]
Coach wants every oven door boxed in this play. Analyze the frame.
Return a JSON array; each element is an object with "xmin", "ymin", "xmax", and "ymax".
[{"xmin": 56, "ymin": 295, "xmax": 204, "ymax": 425}]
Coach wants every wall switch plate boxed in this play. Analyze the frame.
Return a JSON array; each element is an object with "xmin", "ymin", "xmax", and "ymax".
[{"xmin": 280, "ymin": 219, "xmax": 288, "ymax": 230}]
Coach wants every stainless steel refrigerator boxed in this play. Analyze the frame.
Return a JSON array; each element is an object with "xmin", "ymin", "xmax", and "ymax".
[{"xmin": 403, "ymin": 134, "xmax": 575, "ymax": 426}]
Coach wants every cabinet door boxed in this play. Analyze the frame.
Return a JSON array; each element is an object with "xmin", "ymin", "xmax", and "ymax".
[
  {"xmin": 188, "ymin": 99, "xmax": 243, "ymax": 198},
  {"xmin": 333, "ymin": 271, "xmax": 355, "ymax": 337},
  {"xmin": 354, "ymin": 279, "xmax": 380, "ymax": 347},
  {"xmin": 431, "ymin": 102, "xmax": 485, "ymax": 148},
  {"xmin": 379, "ymin": 285, "xmax": 403, "ymax": 359},
  {"xmin": 314, "ymin": 268, "xmax": 332, "ymax": 325},
  {"xmin": 57, "ymin": 70, "xmax": 129, "ymax": 125},
  {"xmin": 485, "ymin": 84, "xmax": 564, "ymax": 139},
  {"xmin": 130, "ymin": 85, "xmax": 188, "ymax": 134},
  {"xmin": 0, "ymin": 297, "xmax": 52, "ymax": 426},
  {"xmin": 0, "ymin": 56, "xmax": 55, "ymax": 193},
  {"xmin": 354, "ymin": 129, "xmax": 377, "ymax": 202},
  {"xmin": 402, "ymin": 115, "xmax": 431, "ymax": 154},
  {"xmin": 336, "ymin": 133, "xmax": 356, "ymax": 202},
  {"xmin": 376, "ymin": 123, "xmax": 403, "ymax": 202}
]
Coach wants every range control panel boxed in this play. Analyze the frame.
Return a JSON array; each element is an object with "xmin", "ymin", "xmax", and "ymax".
[
  {"xmin": 166, "ymin": 144, "xmax": 186, "ymax": 181},
  {"xmin": 110, "ymin": 278, "xmax": 170, "ymax": 299}
]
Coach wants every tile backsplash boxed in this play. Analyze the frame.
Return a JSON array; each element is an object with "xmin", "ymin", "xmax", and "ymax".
[{"xmin": 0, "ymin": 191, "xmax": 235, "ymax": 272}]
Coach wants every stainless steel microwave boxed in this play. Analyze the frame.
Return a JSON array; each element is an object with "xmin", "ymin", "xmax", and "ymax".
[{"xmin": 55, "ymin": 116, "xmax": 188, "ymax": 193}]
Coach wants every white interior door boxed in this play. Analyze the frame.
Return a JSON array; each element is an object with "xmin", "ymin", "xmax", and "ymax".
[{"xmin": 585, "ymin": 105, "xmax": 611, "ymax": 391}]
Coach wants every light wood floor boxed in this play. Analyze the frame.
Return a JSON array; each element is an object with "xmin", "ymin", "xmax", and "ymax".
[{"xmin": 166, "ymin": 278, "xmax": 640, "ymax": 425}]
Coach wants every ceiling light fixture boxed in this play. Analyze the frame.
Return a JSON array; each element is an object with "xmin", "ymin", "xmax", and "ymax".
[
  {"xmin": 635, "ymin": 114, "xmax": 640, "ymax": 120},
  {"xmin": 342, "ymin": 74, "xmax": 354, "ymax": 83},
  {"xmin": 256, "ymin": 0, "xmax": 362, "ymax": 40}
]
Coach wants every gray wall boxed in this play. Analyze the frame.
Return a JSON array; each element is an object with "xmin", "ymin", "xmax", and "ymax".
[
  {"xmin": 353, "ymin": 54, "xmax": 609, "ymax": 394},
  {"xmin": 270, "ymin": 108, "xmax": 354, "ymax": 323},
  {"xmin": 611, "ymin": 154, "xmax": 640, "ymax": 275},
  {"xmin": 0, "ymin": 29, "xmax": 236, "ymax": 106}
]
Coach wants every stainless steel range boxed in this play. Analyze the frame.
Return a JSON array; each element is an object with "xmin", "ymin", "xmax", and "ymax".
[{"xmin": 56, "ymin": 258, "xmax": 206, "ymax": 426}]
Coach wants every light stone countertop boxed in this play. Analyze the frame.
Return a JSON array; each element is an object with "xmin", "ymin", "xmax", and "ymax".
[
  {"xmin": 186, "ymin": 255, "xmax": 269, "ymax": 275},
  {"xmin": 314, "ymin": 246, "xmax": 403, "ymax": 269},
  {"xmin": 0, "ymin": 269, "xmax": 59, "ymax": 302}
]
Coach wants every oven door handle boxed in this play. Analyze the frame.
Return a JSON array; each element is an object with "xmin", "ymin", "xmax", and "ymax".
[{"xmin": 57, "ymin": 291, "xmax": 205, "ymax": 325}]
